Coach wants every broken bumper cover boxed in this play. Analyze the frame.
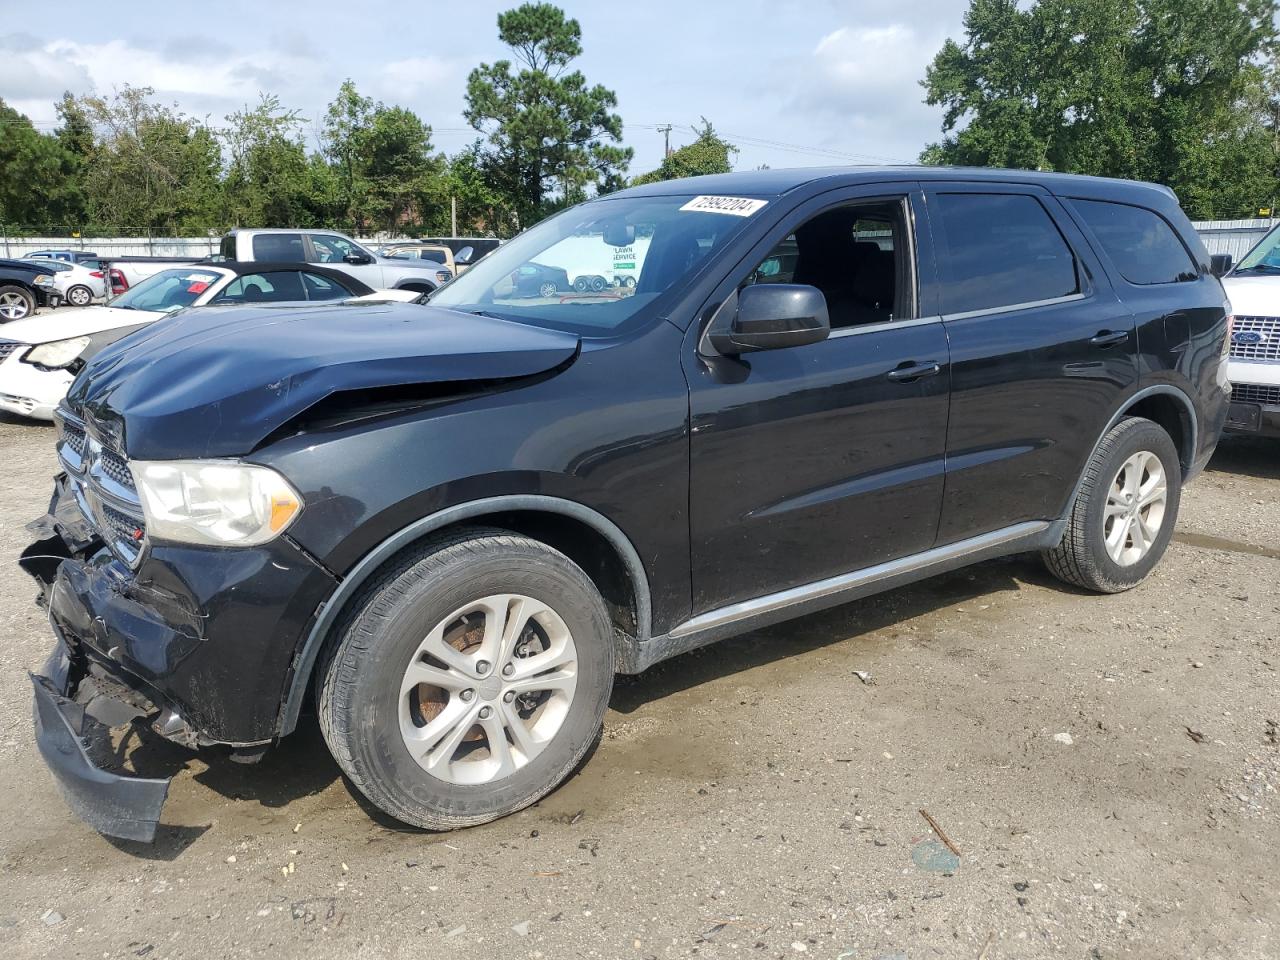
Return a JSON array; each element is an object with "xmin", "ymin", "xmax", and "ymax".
[{"xmin": 30, "ymin": 643, "xmax": 170, "ymax": 843}]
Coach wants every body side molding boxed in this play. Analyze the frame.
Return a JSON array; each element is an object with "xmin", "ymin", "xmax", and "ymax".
[{"xmin": 278, "ymin": 495, "xmax": 652, "ymax": 735}]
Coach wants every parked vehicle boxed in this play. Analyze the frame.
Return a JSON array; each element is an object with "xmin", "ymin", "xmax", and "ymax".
[
  {"xmin": 419, "ymin": 236, "xmax": 502, "ymax": 263},
  {"xmin": 1218, "ymin": 224, "xmax": 1280, "ymax": 437},
  {"xmin": 377, "ymin": 242, "xmax": 463, "ymax": 275},
  {"xmin": 510, "ymin": 261, "xmax": 572, "ymax": 298},
  {"xmin": 24, "ymin": 257, "xmax": 107, "ymax": 306},
  {"xmin": 0, "ymin": 263, "xmax": 371, "ymax": 420},
  {"xmin": 23, "ymin": 167, "xmax": 1229, "ymax": 842},
  {"xmin": 23, "ymin": 250, "xmax": 101, "ymax": 264},
  {"xmin": 104, "ymin": 256, "xmax": 208, "ymax": 291},
  {"xmin": 218, "ymin": 229, "xmax": 452, "ymax": 292},
  {"xmin": 0, "ymin": 259, "xmax": 59, "ymax": 321}
]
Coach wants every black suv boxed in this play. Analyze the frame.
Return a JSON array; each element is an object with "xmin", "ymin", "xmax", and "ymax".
[{"xmin": 23, "ymin": 168, "xmax": 1230, "ymax": 841}]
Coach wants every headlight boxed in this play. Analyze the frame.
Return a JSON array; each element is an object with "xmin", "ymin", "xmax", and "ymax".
[
  {"xmin": 131, "ymin": 460, "xmax": 303, "ymax": 547},
  {"xmin": 33, "ymin": 274, "xmax": 55, "ymax": 287},
  {"xmin": 23, "ymin": 336, "xmax": 90, "ymax": 369},
  {"xmin": 435, "ymin": 270, "xmax": 452, "ymax": 284}
]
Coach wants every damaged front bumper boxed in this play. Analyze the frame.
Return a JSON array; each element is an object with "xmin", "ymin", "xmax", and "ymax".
[{"xmin": 30, "ymin": 640, "xmax": 170, "ymax": 843}]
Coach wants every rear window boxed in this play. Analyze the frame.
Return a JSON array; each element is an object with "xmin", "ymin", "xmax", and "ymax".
[
  {"xmin": 932, "ymin": 193, "xmax": 1079, "ymax": 315},
  {"xmin": 1069, "ymin": 199, "xmax": 1198, "ymax": 285}
]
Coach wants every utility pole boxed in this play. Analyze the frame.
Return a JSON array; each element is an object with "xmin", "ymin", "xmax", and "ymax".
[
  {"xmin": 451, "ymin": 196, "xmax": 458, "ymax": 237},
  {"xmin": 658, "ymin": 124, "xmax": 673, "ymax": 158}
]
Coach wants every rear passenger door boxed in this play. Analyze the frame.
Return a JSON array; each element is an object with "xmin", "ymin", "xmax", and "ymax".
[{"xmin": 923, "ymin": 183, "xmax": 1138, "ymax": 544}]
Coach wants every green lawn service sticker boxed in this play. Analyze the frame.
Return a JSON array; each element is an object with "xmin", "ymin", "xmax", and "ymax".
[{"xmin": 679, "ymin": 195, "xmax": 768, "ymax": 217}]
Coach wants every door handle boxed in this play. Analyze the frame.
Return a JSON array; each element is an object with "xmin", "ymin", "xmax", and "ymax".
[
  {"xmin": 886, "ymin": 361, "xmax": 942, "ymax": 382},
  {"xmin": 1090, "ymin": 330, "xmax": 1130, "ymax": 347}
]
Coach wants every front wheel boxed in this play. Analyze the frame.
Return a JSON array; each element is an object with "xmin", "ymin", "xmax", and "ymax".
[
  {"xmin": 1042, "ymin": 416, "xmax": 1181, "ymax": 593},
  {"xmin": 0, "ymin": 284, "xmax": 34, "ymax": 321},
  {"xmin": 538, "ymin": 281, "xmax": 557, "ymax": 298},
  {"xmin": 67, "ymin": 284, "xmax": 93, "ymax": 307},
  {"xmin": 319, "ymin": 529, "xmax": 615, "ymax": 830}
]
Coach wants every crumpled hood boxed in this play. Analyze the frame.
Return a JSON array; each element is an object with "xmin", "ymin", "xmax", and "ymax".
[{"xmin": 68, "ymin": 300, "xmax": 580, "ymax": 460}]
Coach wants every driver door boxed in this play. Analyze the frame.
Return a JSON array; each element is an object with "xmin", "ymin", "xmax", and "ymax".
[
  {"xmin": 306, "ymin": 234, "xmax": 383, "ymax": 289},
  {"xmin": 684, "ymin": 186, "xmax": 952, "ymax": 614}
]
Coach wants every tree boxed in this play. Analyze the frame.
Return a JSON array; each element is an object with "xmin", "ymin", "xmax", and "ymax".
[
  {"xmin": 465, "ymin": 3, "xmax": 632, "ymax": 227},
  {"xmin": 0, "ymin": 99, "xmax": 83, "ymax": 229},
  {"xmin": 222, "ymin": 95, "xmax": 313, "ymax": 228},
  {"xmin": 921, "ymin": 0, "xmax": 1280, "ymax": 218},
  {"xmin": 76, "ymin": 86, "xmax": 222, "ymax": 234},
  {"xmin": 631, "ymin": 119, "xmax": 737, "ymax": 185}
]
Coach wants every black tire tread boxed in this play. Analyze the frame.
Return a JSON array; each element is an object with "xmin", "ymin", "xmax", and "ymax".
[
  {"xmin": 317, "ymin": 527, "xmax": 611, "ymax": 830},
  {"xmin": 1042, "ymin": 416, "xmax": 1179, "ymax": 593}
]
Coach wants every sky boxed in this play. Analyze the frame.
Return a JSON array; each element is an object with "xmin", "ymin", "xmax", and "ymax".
[{"xmin": 0, "ymin": 0, "xmax": 969, "ymax": 176}]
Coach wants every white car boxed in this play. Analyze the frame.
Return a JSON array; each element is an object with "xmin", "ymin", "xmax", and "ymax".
[
  {"xmin": 0, "ymin": 262, "xmax": 375, "ymax": 421},
  {"xmin": 24, "ymin": 257, "xmax": 107, "ymax": 306},
  {"xmin": 1220, "ymin": 225, "xmax": 1280, "ymax": 438}
]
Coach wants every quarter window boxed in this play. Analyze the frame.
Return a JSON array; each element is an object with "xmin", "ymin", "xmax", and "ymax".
[
  {"xmin": 933, "ymin": 193, "xmax": 1079, "ymax": 315},
  {"xmin": 1069, "ymin": 199, "xmax": 1198, "ymax": 284},
  {"xmin": 302, "ymin": 272, "xmax": 349, "ymax": 300}
]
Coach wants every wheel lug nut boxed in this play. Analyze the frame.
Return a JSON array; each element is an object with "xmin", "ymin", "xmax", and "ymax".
[
  {"xmin": 460, "ymin": 689, "xmax": 475, "ymax": 702},
  {"xmin": 502, "ymin": 663, "xmax": 515, "ymax": 678},
  {"xmin": 479, "ymin": 706, "xmax": 492, "ymax": 719},
  {"xmin": 476, "ymin": 660, "xmax": 491, "ymax": 675},
  {"xmin": 503, "ymin": 691, "xmax": 515, "ymax": 703}
]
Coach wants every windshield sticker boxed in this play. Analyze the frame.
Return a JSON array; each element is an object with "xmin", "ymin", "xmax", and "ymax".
[
  {"xmin": 679, "ymin": 195, "xmax": 768, "ymax": 217},
  {"xmin": 186, "ymin": 281, "xmax": 210, "ymax": 294},
  {"xmin": 183, "ymin": 273, "xmax": 217, "ymax": 283}
]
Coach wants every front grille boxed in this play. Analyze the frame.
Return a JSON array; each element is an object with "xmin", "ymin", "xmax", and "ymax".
[
  {"xmin": 0, "ymin": 340, "xmax": 26, "ymax": 363},
  {"xmin": 56, "ymin": 408, "xmax": 147, "ymax": 567},
  {"xmin": 1230, "ymin": 316, "xmax": 1280, "ymax": 362},
  {"xmin": 1233, "ymin": 383, "xmax": 1280, "ymax": 406}
]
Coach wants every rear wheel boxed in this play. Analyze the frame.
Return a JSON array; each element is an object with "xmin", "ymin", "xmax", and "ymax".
[
  {"xmin": 538, "ymin": 281, "xmax": 557, "ymax": 298},
  {"xmin": 590, "ymin": 275, "xmax": 606, "ymax": 292},
  {"xmin": 319, "ymin": 529, "xmax": 614, "ymax": 830},
  {"xmin": 573, "ymin": 276, "xmax": 589, "ymax": 292},
  {"xmin": 1042, "ymin": 417, "xmax": 1181, "ymax": 593},
  {"xmin": 67, "ymin": 284, "xmax": 93, "ymax": 307},
  {"xmin": 0, "ymin": 285, "xmax": 34, "ymax": 321}
]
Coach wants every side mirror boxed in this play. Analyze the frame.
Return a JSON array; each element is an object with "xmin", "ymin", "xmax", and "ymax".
[
  {"xmin": 708, "ymin": 284, "xmax": 830, "ymax": 355},
  {"xmin": 344, "ymin": 252, "xmax": 373, "ymax": 265},
  {"xmin": 603, "ymin": 222, "xmax": 635, "ymax": 247},
  {"xmin": 455, "ymin": 246, "xmax": 475, "ymax": 265},
  {"xmin": 1210, "ymin": 253, "xmax": 1233, "ymax": 278}
]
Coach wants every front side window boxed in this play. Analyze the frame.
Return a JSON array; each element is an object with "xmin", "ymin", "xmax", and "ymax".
[
  {"xmin": 251, "ymin": 233, "xmax": 304, "ymax": 261},
  {"xmin": 110, "ymin": 269, "xmax": 226, "ymax": 312},
  {"xmin": 1070, "ymin": 199, "xmax": 1197, "ymax": 284},
  {"xmin": 310, "ymin": 234, "xmax": 365, "ymax": 263},
  {"xmin": 742, "ymin": 200, "xmax": 907, "ymax": 328},
  {"xmin": 430, "ymin": 194, "xmax": 763, "ymax": 337},
  {"xmin": 933, "ymin": 193, "xmax": 1079, "ymax": 315},
  {"xmin": 214, "ymin": 272, "xmax": 308, "ymax": 303}
]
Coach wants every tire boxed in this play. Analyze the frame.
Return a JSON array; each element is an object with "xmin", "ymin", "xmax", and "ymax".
[
  {"xmin": 538, "ymin": 281, "xmax": 557, "ymax": 298},
  {"xmin": 623, "ymin": 276, "xmax": 636, "ymax": 289},
  {"xmin": 67, "ymin": 284, "xmax": 93, "ymax": 307},
  {"xmin": 0, "ymin": 284, "xmax": 35, "ymax": 322},
  {"xmin": 590, "ymin": 275, "xmax": 606, "ymax": 292},
  {"xmin": 573, "ymin": 276, "xmax": 589, "ymax": 292},
  {"xmin": 318, "ymin": 528, "xmax": 615, "ymax": 830},
  {"xmin": 1042, "ymin": 416, "xmax": 1181, "ymax": 593}
]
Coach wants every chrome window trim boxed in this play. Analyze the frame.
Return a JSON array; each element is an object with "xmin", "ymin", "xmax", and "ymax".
[
  {"xmin": 827, "ymin": 314, "xmax": 943, "ymax": 339},
  {"xmin": 941, "ymin": 292, "xmax": 1088, "ymax": 323}
]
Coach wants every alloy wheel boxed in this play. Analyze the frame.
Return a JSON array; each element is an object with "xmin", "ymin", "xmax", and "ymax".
[
  {"xmin": 399, "ymin": 593, "xmax": 578, "ymax": 785},
  {"xmin": 1103, "ymin": 450, "xmax": 1167, "ymax": 566},
  {"xmin": 0, "ymin": 291, "xmax": 31, "ymax": 321}
]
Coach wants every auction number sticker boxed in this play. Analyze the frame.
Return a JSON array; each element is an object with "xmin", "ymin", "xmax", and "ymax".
[{"xmin": 679, "ymin": 195, "xmax": 768, "ymax": 217}]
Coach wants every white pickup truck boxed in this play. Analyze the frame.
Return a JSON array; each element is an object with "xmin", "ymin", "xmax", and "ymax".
[
  {"xmin": 108, "ymin": 228, "xmax": 454, "ymax": 296},
  {"xmin": 1220, "ymin": 225, "xmax": 1280, "ymax": 438}
]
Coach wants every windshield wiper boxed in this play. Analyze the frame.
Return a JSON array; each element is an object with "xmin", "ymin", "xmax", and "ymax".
[{"xmin": 1234, "ymin": 262, "xmax": 1280, "ymax": 274}]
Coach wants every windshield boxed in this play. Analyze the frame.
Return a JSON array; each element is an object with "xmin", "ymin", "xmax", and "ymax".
[
  {"xmin": 1236, "ymin": 224, "xmax": 1280, "ymax": 273},
  {"xmin": 111, "ymin": 268, "xmax": 225, "ymax": 311},
  {"xmin": 429, "ymin": 194, "xmax": 767, "ymax": 336}
]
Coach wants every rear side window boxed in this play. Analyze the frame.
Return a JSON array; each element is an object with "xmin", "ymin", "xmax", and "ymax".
[
  {"xmin": 1069, "ymin": 199, "xmax": 1198, "ymax": 284},
  {"xmin": 932, "ymin": 193, "xmax": 1079, "ymax": 315},
  {"xmin": 303, "ymin": 272, "xmax": 349, "ymax": 300},
  {"xmin": 251, "ymin": 233, "xmax": 304, "ymax": 261}
]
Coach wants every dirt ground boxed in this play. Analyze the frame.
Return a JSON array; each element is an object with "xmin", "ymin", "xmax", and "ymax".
[{"xmin": 0, "ymin": 410, "xmax": 1276, "ymax": 960}]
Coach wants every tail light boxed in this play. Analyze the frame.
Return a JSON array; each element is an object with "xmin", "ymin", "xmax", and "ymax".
[
  {"xmin": 109, "ymin": 269, "xmax": 128, "ymax": 294},
  {"xmin": 90, "ymin": 270, "xmax": 104, "ymax": 278}
]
